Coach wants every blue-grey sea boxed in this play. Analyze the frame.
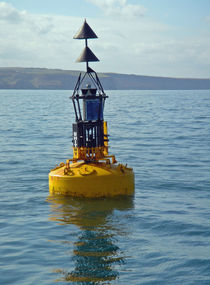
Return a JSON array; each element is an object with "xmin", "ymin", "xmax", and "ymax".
[{"xmin": 0, "ymin": 89, "xmax": 210, "ymax": 285}]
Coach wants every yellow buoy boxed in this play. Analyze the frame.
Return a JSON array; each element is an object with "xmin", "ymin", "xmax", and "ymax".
[
  {"xmin": 49, "ymin": 20, "xmax": 135, "ymax": 197},
  {"xmin": 49, "ymin": 161, "xmax": 134, "ymax": 197}
]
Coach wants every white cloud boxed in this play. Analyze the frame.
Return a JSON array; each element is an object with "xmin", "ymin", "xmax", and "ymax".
[
  {"xmin": 87, "ymin": 0, "xmax": 146, "ymax": 19},
  {"xmin": 0, "ymin": 2, "xmax": 26, "ymax": 23},
  {"xmin": 0, "ymin": 2, "xmax": 82, "ymax": 68},
  {"xmin": 0, "ymin": 2, "xmax": 210, "ymax": 77}
]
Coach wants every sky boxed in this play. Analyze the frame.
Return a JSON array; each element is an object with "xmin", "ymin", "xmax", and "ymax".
[{"xmin": 0, "ymin": 0, "xmax": 210, "ymax": 78}]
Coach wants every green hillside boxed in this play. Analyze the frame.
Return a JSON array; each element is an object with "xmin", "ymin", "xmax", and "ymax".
[{"xmin": 0, "ymin": 67, "xmax": 210, "ymax": 90}]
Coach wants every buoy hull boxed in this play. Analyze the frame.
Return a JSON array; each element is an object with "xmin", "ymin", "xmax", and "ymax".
[{"xmin": 49, "ymin": 162, "xmax": 134, "ymax": 198}]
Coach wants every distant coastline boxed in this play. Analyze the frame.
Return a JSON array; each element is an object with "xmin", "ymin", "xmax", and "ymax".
[{"xmin": 0, "ymin": 67, "xmax": 210, "ymax": 90}]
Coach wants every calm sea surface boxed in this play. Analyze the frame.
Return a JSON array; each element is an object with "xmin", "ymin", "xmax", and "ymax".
[{"xmin": 0, "ymin": 89, "xmax": 210, "ymax": 285}]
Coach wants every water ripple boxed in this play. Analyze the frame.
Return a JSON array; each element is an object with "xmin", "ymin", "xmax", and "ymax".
[{"xmin": 1, "ymin": 90, "xmax": 210, "ymax": 284}]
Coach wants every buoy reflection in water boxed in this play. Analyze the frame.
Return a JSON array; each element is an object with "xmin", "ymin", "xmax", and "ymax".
[{"xmin": 47, "ymin": 195, "xmax": 134, "ymax": 283}]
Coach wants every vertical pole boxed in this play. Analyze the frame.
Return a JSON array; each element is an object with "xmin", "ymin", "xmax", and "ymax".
[
  {"xmin": 76, "ymin": 98, "xmax": 82, "ymax": 121},
  {"xmin": 72, "ymin": 98, "xmax": 78, "ymax": 121},
  {"xmin": 103, "ymin": 121, "xmax": 109, "ymax": 155},
  {"xmin": 85, "ymin": 38, "xmax": 89, "ymax": 72}
]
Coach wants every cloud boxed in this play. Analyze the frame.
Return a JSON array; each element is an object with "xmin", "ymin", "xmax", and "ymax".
[
  {"xmin": 0, "ymin": 2, "xmax": 210, "ymax": 77},
  {"xmin": 87, "ymin": 0, "xmax": 146, "ymax": 19},
  {"xmin": 0, "ymin": 2, "xmax": 82, "ymax": 68},
  {"xmin": 0, "ymin": 2, "xmax": 53, "ymax": 34},
  {"xmin": 0, "ymin": 2, "xmax": 26, "ymax": 23}
]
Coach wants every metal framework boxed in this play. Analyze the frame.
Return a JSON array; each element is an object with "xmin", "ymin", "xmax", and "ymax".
[{"xmin": 71, "ymin": 20, "xmax": 110, "ymax": 162}]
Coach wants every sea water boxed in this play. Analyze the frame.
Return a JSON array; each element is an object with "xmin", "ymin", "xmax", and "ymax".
[{"xmin": 0, "ymin": 90, "xmax": 210, "ymax": 284}]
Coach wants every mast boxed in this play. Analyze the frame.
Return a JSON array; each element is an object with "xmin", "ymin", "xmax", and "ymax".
[
  {"xmin": 74, "ymin": 19, "xmax": 99, "ymax": 73},
  {"xmin": 71, "ymin": 20, "xmax": 108, "ymax": 162}
]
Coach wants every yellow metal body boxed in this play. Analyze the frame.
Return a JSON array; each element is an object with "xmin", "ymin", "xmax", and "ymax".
[
  {"xmin": 49, "ymin": 122, "xmax": 135, "ymax": 197},
  {"xmin": 73, "ymin": 146, "xmax": 106, "ymax": 161},
  {"xmin": 49, "ymin": 161, "xmax": 134, "ymax": 198}
]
